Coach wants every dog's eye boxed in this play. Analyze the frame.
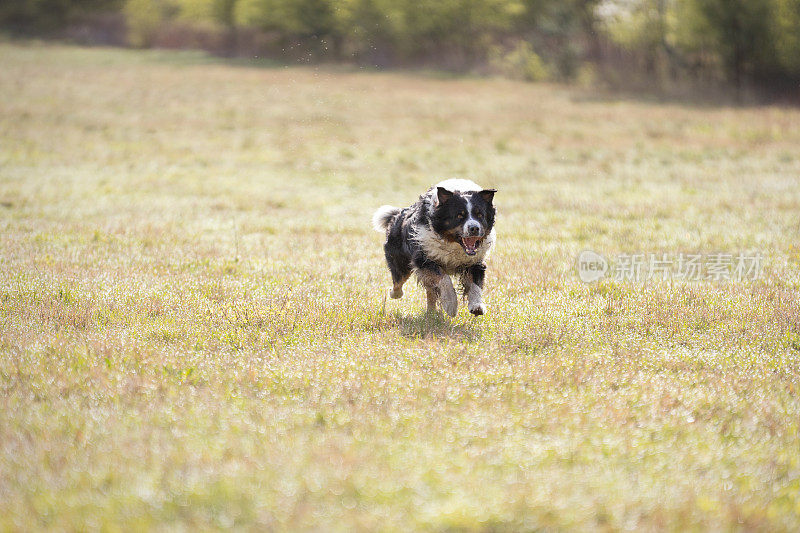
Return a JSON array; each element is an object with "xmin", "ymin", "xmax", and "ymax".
[
  {"xmin": 476, "ymin": 212, "xmax": 484, "ymax": 219},
  {"xmin": 458, "ymin": 212, "xmax": 466, "ymax": 219}
]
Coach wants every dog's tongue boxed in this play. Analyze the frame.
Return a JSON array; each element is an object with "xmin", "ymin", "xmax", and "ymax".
[{"xmin": 462, "ymin": 236, "xmax": 480, "ymax": 255}]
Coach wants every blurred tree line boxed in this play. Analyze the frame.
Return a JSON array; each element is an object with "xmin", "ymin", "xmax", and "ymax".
[{"xmin": 2, "ymin": 0, "xmax": 799, "ymax": 94}]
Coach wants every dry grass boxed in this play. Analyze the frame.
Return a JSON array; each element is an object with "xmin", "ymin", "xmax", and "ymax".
[{"xmin": 1, "ymin": 41, "xmax": 800, "ymax": 531}]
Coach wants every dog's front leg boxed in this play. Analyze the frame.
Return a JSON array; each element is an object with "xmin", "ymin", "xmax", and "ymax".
[
  {"xmin": 425, "ymin": 287, "xmax": 438, "ymax": 314},
  {"xmin": 434, "ymin": 275, "xmax": 458, "ymax": 317},
  {"xmin": 462, "ymin": 263, "xmax": 487, "ymax": 316},
  {"xmin": 415, "ymin": 258, "xmax": 457, "ymax": 317}
]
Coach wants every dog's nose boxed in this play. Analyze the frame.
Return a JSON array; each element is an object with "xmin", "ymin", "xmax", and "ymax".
[{"xmin": 467, "ymin": 223, "xmax": 481, "ymax": 236}]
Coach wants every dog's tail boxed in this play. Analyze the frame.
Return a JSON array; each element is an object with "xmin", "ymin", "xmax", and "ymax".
[{"xmin": 371, "ymin": 205, "xmax": 401, "ymax": 233}]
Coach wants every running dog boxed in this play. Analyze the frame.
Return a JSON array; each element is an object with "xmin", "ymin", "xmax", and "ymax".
[{"xmin": 372, "ymin": 179, "xmax": 497, "ymax": 316}]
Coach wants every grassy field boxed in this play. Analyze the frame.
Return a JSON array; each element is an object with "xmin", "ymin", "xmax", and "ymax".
[{"xmin": 1, "ymin": 41, "xmax": 800, "ymax": 531}]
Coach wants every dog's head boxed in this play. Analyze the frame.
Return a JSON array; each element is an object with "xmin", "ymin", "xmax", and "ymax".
[{"xmin": 430, "ymin": 186, "xmax": 496, "ymax": 256}]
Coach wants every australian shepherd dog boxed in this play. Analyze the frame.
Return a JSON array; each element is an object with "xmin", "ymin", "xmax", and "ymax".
[{"xmin": 372, "ymin": 179, "xmax": 497, "ymax": 316}]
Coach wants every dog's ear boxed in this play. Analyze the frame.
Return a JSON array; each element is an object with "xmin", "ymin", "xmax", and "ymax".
[
  {"xmin": 436, "ymin": 187, "xmax": 454, "ymax": 205},
  {"xmin": 479, "ymin": 189, "xmax": 496, "ymax": 204}
]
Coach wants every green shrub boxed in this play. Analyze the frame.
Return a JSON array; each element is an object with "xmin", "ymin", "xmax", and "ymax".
[
  {"xmin": 124, "ymin": 0, "xmax": 168, "ymax": 47},
  {"xmin": 490, "ymin": 41, "xmax": 550, "ymax": 81}
]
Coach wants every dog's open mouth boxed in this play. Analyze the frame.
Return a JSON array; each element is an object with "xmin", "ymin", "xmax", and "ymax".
[{"xmin": 461, "ymin": 236, "xmax": 482, "ymax": 256}]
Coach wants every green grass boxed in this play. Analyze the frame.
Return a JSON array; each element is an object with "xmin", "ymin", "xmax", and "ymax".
[{"xmin": 2, "ymin": 41, "xmax": 800, "ymax": 531}]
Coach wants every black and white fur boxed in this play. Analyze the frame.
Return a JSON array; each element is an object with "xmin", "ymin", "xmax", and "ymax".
[{"xmin": 372, "ymin": 179, "xmax": 497, "ymax": 316}]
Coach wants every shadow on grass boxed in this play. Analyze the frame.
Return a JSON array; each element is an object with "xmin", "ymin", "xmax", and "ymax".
[{"xmin": 394, "ymin": 310, "xmax": 481, "ymax": 342}]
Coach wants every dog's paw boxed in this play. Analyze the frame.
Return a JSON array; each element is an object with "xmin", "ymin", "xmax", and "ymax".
[
  {"xmin": 389, "ymin": 287, "xmax": 403, "ymax": 299},
  {"xmin": 469, "ymin": 303, "xmax": 486, "ymax": 316}
]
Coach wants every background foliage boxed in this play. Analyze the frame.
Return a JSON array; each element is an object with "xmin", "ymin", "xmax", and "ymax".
[{"xmin": 2, "ymin": 0, "xmax": 799, "ymax": 92}]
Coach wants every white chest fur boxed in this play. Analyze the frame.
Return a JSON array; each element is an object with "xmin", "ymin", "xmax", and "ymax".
[{"xmin": 412, "ymin": 225, "xmax": 495, "ymax": 273}]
